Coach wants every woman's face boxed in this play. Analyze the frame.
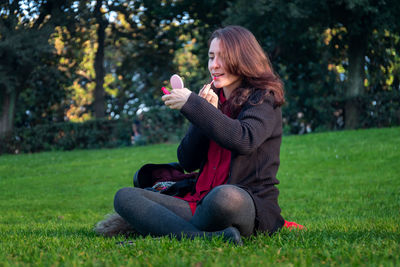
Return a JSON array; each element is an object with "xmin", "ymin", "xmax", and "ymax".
[{"xmin": 208, "ymin": 38, "xmax": 242, "ymax": 93}]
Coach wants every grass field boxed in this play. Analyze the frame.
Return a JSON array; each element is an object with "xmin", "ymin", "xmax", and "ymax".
[{"xmin": 0, "ymin": 127, "xmax": 399, "ymax": 266}]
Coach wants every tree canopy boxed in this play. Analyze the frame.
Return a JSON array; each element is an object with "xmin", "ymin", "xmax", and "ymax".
[{"xmin": 1, "ymin": 0, "xmax": 399, "ymax": 140}]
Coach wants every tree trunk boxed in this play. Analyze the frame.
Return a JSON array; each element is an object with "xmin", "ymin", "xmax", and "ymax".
[
  {"xmin": 0, "ymin": 90, "xmax": 16, "ymax": 137},
  {"xmin": 345, "ymin": 33, "xmax": 367, "ymax": 129},
  {"xmin": 93, "ymin": 0, "xmax": 107, "ymax": 118}
]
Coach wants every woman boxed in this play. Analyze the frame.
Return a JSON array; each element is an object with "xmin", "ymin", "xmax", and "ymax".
[{"xmin": 107, "ymin": 26, "xmax": 300, "ymax": 245}]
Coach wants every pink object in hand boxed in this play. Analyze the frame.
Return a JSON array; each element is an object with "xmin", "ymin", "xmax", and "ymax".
[
  {"xmin": 161, "ymin": 87, "xmax": 170, "ymax": 95},
  {"xmin": 170, "ymin": 74, "xmax": 184, "ymax": 89},
  {"xmin": 211, "ymin": 77, "xmax": 216, "ymax": 84}
]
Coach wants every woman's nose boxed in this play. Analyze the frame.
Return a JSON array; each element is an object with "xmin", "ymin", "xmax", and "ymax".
[{"xmin": 210, "ymin": 57, "xmax": 221, "ymax": 69}]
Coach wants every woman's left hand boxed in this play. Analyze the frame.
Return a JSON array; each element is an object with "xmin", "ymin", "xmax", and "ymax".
[
  {"xmin": 199, "ymin": 84, "xmax": 218, "ymax": 108},
  {"xmin": 162, "ymin": 88, "xmax": 192, "ymax": 110}
]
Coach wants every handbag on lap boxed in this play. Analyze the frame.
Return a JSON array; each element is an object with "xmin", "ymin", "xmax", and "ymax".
[{"xmin": 133, "ymin": 162, "xmax": 197, "ymax": 197}]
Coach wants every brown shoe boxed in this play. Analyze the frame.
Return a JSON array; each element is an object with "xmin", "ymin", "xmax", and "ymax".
[{"xmin": 94, "ymin": 213, "xmax": 139, "ymax": 237}]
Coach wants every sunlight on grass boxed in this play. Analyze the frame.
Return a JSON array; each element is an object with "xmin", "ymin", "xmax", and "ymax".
[{"xmin": 0, "ymin": 128, "xmax": 399, "ymax": 266}]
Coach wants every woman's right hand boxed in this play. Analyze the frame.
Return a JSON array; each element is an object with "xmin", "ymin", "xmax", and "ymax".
[
  {"xmin": 199, "ymin": 83, "xmax": 219, "ymax": 108},
  {"xmin": 162, "ymin": 88, "xmax": 192, "ymax": 110}
]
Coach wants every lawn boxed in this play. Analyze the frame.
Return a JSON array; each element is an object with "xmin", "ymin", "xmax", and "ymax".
[{"xmin": 0, "ymin": 127, "xmax": 399, "ymax": 266}]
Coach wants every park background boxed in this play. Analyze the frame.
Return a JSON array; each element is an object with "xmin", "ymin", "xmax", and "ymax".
[
  {"xmin": 0, "ymin": 1, "xmax": 400, "ymax": 266},
  {"xmin": 1, "ymin": 0, "xmax": 400, "ymax": 153}
]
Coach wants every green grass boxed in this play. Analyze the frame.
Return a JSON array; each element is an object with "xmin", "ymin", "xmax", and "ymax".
[{"xmin": 1, "ymin": 127, "xmax": 399, "ymax": 266}]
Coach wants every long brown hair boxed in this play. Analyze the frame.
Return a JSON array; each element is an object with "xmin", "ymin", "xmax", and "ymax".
[{"xmin": 209, "ymin": 26, "xmax": 284, "ymax": 115}]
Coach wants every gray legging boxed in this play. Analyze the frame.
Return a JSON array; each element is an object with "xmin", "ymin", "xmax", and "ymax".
[{"xmin": 113, "ymin": 184, "xmax": 256, "ymax": 243}]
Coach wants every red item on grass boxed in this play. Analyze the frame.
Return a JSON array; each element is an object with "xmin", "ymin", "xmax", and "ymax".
[{"xmin": 283, "ymin": 220, "xmax": 305, "ymax": 230}]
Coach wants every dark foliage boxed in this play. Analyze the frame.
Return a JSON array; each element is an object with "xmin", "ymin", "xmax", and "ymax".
[
  {"xmin": 283, "ymin": 91, "xmax": 400, "ymax": 134},
  {"xmin": 0, "ymin": 108, "xmax": 188, "ymax": 154}
]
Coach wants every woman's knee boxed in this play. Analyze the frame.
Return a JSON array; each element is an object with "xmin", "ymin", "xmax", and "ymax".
[
  {"xmin": 202, "ymin": 185, "xmax": 255, "ymax": 216},
  {"xmin": 114, "ymin": 187, "xmax": 140, "ymax": 213}
]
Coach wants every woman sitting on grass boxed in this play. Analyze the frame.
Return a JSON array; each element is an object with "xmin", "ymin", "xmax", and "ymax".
[{"xmin": 97, "ymin": 25, "xmax": 302, "ymax": 245}]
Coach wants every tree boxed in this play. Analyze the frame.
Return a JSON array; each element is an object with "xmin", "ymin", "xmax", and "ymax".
[
  {"xmin": 103, "ymin": 0, "xmax": 206, "ymax": 114},
  {"xmin": 0, "ymin": 0, "xmax": 73, "ymax": 136},
  {"xmin": 93, "ymin": 0, "xmax": 108, "ymax": 118},
  {"xmin": 64, "ymin": 0, "xmax": 209, "ymax": 120},
  {"xmin": 224, "ymin": 0, "xmax": 400, "ymax": 129},
  {"xmin": 324, "ymin": 0, "xmax": 400, "ymax": 128}
]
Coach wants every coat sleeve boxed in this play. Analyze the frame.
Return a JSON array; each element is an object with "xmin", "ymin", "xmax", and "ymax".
[
  {"xmin": 177, "ymin": 124, "xmax": 209, "ymax": 172},
  {"xmin": 180, "ymin": 91, "xmax": 278, "ymax": 155}
]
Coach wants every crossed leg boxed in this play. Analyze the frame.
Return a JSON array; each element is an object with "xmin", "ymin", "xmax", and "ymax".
[{"xmin": 113, "ymin": 184, "xmax": 256, "ymax": 243}]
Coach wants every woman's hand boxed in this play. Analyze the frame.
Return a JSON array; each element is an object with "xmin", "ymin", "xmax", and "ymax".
[
  {"xmin": 162, "ymin": 88, "xmax": 192, "ymax": 110},
  {"xmin": 199, "ymin": 83, "xmax": 218, "ymax": 108}
]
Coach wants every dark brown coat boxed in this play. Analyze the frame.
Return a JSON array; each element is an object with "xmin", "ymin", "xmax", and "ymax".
[{"xmin": 178, "ymin": 90, "xmax": 284, "ymax": 234}]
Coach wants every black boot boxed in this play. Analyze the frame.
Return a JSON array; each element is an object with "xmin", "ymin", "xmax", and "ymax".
[{"xmin": 216, "ymin": 227, "xmax": 243, "ymax": 246}]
